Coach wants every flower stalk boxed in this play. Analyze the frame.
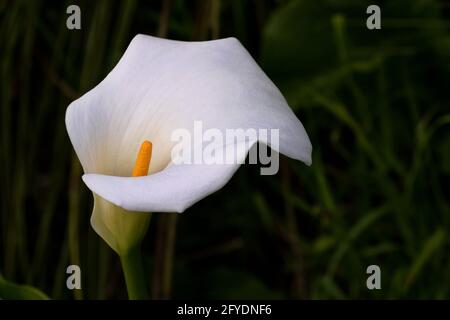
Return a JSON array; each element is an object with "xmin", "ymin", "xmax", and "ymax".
[{"xmin": 119, "ymin": 243, "xmax": 149, "ymax": 300}]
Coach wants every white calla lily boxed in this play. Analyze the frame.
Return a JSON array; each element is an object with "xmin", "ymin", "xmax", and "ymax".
[{"xmin": 65, "ymin": 34, "xmax": 312, "ymax": 254}]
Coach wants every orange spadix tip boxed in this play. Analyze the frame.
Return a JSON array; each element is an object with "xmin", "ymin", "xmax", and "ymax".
[{"xmin": 132, "ymin": 140, "xmax": 152, "ymax": 177}]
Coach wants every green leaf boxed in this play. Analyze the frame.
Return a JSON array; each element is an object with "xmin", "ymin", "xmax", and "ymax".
[
  {"xmin": 0, "ymin": 274, "xmax": 50, "ymax": 300},
  {"xmin": 405, "ymin": 229, "xmax": 446, "ymax": 288},
  {"xmin": 320, "ymin": 276, "xmax": 347, "ymax": 299},
  {"xmin": 327, "ymin": 205, "xmax": 390, "ymax": 276}
]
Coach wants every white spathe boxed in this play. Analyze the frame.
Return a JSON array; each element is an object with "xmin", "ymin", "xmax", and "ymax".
[{"xmin": 65, "ymin": 34, "xmax": 312, "ymax": 252}]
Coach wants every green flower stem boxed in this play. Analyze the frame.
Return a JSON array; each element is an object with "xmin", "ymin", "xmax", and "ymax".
[{"xmin": 120, "ymin": 244, "xmax": 148, "ymax": 300}]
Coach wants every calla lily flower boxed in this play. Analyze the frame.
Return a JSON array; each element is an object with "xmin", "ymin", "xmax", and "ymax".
[{"xmin": 65, "ymin": 34, "xmax": 312, "ymax": 254}]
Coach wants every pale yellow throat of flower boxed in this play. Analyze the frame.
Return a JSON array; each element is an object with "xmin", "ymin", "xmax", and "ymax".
[
  {"xmin": 132, "ymin": 140, "xmax": 152, "ymax": 177},
  {"xmin": 94, "ymin": 140, "xmax": 153, "ymax": 254}
]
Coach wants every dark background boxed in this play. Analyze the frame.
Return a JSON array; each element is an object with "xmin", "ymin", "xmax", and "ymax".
[{"xmin": 0, "ymin": 0, "xmax": 449, "ymax": 299}]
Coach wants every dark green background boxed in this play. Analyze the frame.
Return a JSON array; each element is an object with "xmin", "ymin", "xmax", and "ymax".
[{"xmin": 1, "ymin": 0, "xmax": 449, "ymax": 299}]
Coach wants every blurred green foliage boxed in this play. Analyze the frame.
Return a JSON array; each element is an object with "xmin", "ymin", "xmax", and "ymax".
[
  {"xmin": 0, "ymin": 0, "xmax": 449, "ymax": 299},
  {"xmin": 0, "ymin": 273, "xmax": 49, "ymax": 299}
]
